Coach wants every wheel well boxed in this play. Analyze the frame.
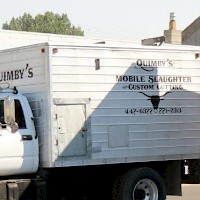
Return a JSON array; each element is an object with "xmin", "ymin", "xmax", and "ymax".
[{"xmin": 45, "ymin": 161, "xmax": 182, "ymax": 199}]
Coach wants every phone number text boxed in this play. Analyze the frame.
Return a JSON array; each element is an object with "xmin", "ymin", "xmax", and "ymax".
[{"xmin": 125, "ymin": 107, "xmax": 182, "ymax": 115}]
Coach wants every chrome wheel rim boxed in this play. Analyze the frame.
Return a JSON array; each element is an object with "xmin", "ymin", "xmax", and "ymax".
[{"xmin": 133, "ymin": 179, "xmax": 158, "ymax": 200}]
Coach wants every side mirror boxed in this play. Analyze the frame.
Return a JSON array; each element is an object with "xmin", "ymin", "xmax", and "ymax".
[{"xmin": 4, "ymin": 98, "xmax": 18, "ymax": 133}]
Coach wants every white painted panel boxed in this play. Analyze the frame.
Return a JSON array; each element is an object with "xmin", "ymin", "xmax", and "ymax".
[
  {"xmin": 56, "ymin": 104, "xmax": 87, "ymax": 157},
  {"xmin": 51, "ymin": 44, "xmax": 200, "ymax": 165},
  {"xmin": 1, "ymin": 42, "xmax": 200, "ymax": 168},
  {"xmin": 0, "ymin": 44, "xmax": 52, "ymax": 167}
]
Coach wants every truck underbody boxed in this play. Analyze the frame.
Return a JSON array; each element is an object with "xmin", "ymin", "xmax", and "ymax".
[{"xmin": 0, "ymin": 160, "xmax": 193, "ymax": 200}]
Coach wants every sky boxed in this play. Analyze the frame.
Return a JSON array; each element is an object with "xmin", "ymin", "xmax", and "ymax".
[{"xmin": 0, "ymin": 0, "xmax": 199, "ymax": 42}]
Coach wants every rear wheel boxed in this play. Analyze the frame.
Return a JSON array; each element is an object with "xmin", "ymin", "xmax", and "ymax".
[{"xmin": 112, "ymin": 167, "xmax": 166, "ymax": 200}]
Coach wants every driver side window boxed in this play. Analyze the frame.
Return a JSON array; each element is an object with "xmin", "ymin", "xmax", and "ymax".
[{"xmin": 0, "ymin": 99, "xmax": 26, "ymax": 129}]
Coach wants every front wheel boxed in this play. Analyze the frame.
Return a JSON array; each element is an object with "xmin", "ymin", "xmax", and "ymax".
[{"xmin": 112, "ymin": 167, "xmax": 166, "ymax": 200}]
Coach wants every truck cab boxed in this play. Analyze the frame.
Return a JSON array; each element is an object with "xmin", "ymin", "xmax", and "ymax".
[{"xmin": 0, "ymin": 86, "xmax": 39, "ymax": 176}]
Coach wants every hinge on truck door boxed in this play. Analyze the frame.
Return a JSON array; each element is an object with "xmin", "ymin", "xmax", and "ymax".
[{"xmin": 55, "ymin": 114, "xmax": 58, "ymax": 120}]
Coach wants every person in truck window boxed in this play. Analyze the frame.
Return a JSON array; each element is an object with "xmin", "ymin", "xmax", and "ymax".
[{"xmin": 0, "ymin": 100, "xmax": 26, "ymax": 129}]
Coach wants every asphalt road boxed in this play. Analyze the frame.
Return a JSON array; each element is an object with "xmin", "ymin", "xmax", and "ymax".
[{"xmin": 167, "ymin": 184, "xmax": 200, "ymax": 200}]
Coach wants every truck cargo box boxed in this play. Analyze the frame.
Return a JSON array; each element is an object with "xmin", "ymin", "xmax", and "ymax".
[{"xmin": 0, "ymin": 42, "xmax": 200, "ymax": 168}]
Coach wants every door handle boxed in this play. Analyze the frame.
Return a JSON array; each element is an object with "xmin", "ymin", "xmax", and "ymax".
[
  {"xmin": 82, "ymin": 128, "xmax": 87, "ymax": 137},
  {"xmin": 21, "ymin": 135, "xmax": 33, "ymax": 140}
]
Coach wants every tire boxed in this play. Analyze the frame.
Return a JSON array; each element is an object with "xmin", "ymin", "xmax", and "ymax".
[{"xmin": 112, "ymin": 167, "xmax": 166, "ymax": 200}]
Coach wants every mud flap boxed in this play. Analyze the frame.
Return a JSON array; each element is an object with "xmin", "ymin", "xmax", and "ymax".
[{"xmin": 163, "ymin": 160, "xmax": 182, "ymax": 196}]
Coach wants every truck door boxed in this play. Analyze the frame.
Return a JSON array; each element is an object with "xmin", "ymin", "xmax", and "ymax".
[
  {"xmin": 56, "ymin": 104, "xmax": 87, "ymax": 157},
  {"xmin": 0, "ymin": 98, "xmax": 37, "ymax": 176}
]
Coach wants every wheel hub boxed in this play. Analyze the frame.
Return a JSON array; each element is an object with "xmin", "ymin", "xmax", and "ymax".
[{"xmin": 133, "ymin": 179, "xmax": 158, "ymax": 200}]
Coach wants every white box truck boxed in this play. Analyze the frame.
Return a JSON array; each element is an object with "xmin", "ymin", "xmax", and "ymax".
[{"xmin": 0, "ymin": 42, "xmax": 200, "ymax": 200}]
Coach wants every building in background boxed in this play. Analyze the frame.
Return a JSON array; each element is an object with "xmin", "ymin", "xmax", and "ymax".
[
  {"xmin": 182, "ymin": 16, "xmax": 200, "ymax": 46},
  {"xmin": 142, "ymin": 13, "xmax": 200, "ymax": 46},
  {"xmin": 0, "ymin": 14, "xmax": 199, "ymax": 48},
  {"xmin": 164, "ymin": 12, "xmax": 182, "ymax": 45},
  {"xmin": 0, "ymin": 29, "xmax": 140, "ymax": 51}
]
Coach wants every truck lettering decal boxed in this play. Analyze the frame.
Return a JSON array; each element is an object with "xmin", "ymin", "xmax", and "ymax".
[
  {"xmin": 117, "ymin": 75, "xmax": 191, "ymax": 92},
  {"xmin": 122, "ymin": 84, "xmax": 154, "ymax": 90},
  {"xmin": 116, "ymin": 58, "xmax": 192, "ymax": 115},
  {"xmin": 138, "ymin": 91, "xmax": 171, "ymax": 109},
  {"xmin": 125, "ymin": 107, "xmax": 182, "ymax": 115},
  {"xmin": 148, "ymin": 76, "xmax": 191, "ymax": 83},
  {"xmin": 0, "ymin": 64, "xmax": 33, "ymax": 82},
  {"xmin": 117, "ymin": 75, "xmax": 191, "ymax": 84},
  {"xmin": 116, "ymin": 75, "xmax": 145, "ymax": 82},
  {"xmin": 28, "ymin": 67, "xmax": 33, "ymax": 78},
  {"xmin": 134, "ymin": 59, "xmax": 173, "ymax": 71}
]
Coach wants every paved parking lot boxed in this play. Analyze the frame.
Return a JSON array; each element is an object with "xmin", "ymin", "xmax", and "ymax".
[{"xmin": 167, "ymin": 184, "xmax": 200, "ymax": 200}]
